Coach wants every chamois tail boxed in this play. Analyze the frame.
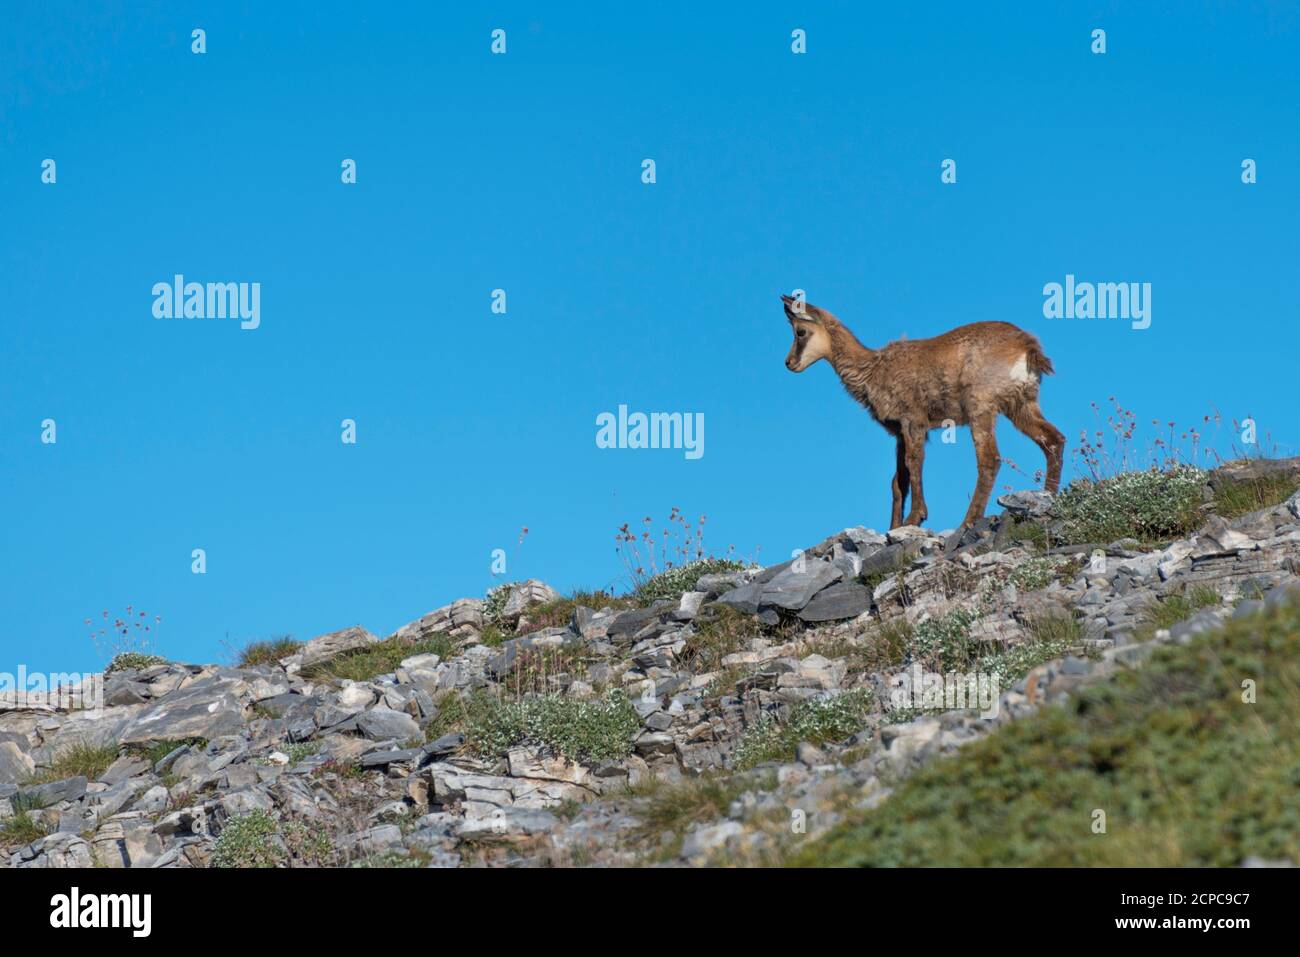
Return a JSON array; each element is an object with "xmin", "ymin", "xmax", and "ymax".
[{"xmin": 1026, "ymin": 340, "xmax": 1055, "ymax": 377}]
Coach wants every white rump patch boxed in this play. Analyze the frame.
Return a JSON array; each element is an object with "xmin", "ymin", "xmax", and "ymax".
[{"xmin": 1009, "ymin": 354, "xmax": 1033, "ymax": 383}]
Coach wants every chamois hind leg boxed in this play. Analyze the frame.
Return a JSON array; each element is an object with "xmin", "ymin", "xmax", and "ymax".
[
  {"xmin": 900, "ymin": 425, "xmax": 928, "ymax": 526},
  {"xmin": 962, "ymin": 412, "xmax": 1000, "ymax": 528},
  {"xmin": 1009, "ymin": 401, "xmax": 1066, "ymax": 492},
  {"xmin": 890, "ymin": 433, "xmax": 909, "ymax": 529}
]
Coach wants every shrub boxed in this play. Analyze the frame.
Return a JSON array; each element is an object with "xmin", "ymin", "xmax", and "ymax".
[
  {"xmin": 482, "ymin": 582, "xmax": 519, "ymax": 631},
  {"xmin": 463, "ymin": 690, "xmax": 641, "ymax": 763},
  {"xmin": 732, "ymin": 690, "xmax": 874, "ymax": 770},
  {"xmin": 1053, "ymin": 466, "xmax": 1205, "ymax": 545},
  {"xmin": 238, "ymin": 636, "xmax": 301, "ymax": 667}
]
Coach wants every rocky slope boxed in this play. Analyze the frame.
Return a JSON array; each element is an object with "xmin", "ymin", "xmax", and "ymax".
[{"xmin": 4, "ymin": 459, "xmax": 1300, "ymax": 868}]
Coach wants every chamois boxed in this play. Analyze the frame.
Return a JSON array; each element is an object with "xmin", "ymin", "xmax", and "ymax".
[{"xmin": 782, "ymin": 295, "xmax": 1064, "ymax": 530}]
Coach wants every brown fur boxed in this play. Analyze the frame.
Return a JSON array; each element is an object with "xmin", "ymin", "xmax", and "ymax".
[{"xmin": 782, "ymin": 295, "xmax": 1065, "ymax": 529}]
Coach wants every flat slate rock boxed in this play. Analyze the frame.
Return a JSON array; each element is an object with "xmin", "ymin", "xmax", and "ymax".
[
  {"xmin": 759, "ymin": 560, "xmax": 843, "ymax": 611},
  {"xmin": 300, "ymin": 625, "xmax": 380, "ymax": 668},
  {"xmin": 119, "ymin": 677, "xmax": 246, "ymax": 746},
  {"xmin": 797, "ymin": 582, "xmax": 872, "ymax": 622}
]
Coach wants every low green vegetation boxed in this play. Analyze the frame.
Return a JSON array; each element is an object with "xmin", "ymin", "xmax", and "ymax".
[
  {"xmin": 632, "ymin": 558, "xmax": 749, "ymax": 606},
  {"xmin": 0, "ymin": 810, "xmax": 47, "ymax": 846},
  {"xmin": 462, "ymin": 689, "xmax": 641, "ymax": 763},
  {"xmin": 1007, "ymin": 517, "xmax": 1048, "ymax": 548},
  {"xmin": 1054, "ymin": 465, "xmax": 1206, "ymax": 545},
  {"xmin": 1007, "ymin": 557, "xmax": 1057, "ymax": 592},
  {"xmin": 732, "ymin": 690, "xmax": 874, "ymax": 770},
  {"xmin": 1134, "ymin": 584, "xmax": 1221, "ymax": 640},
  {"xmin": 1211, "ymin": 470, "xmax": 1300, "ymax": 520},
  {"xmin": 105, "ymin": 652, "xmax": 167, "ymax": 675},
  {"xmin": 525, "ymin": 591, "xmax": 634, "ymax": 630},
  {"xmin": 301, "ymin": 632, "xmax": 458, "ymax": 682},
  {"xmin": 209, "ymin": 811, "xmax": 336, "ymax": 868},
  {"xmin": 683, "ymin": 604, "xmax": 763, "ymax": 671},
  {"xmin": 237, "ymin": 636, "xmax": 301, "ymax": 667},
  {"xmin": 26, "ymin": 740, "xmax": 120, "ymax": 784},
  {"xmin": 280, "ymin": 742, "xmax": 319, "ymax": 764},
  {"xmin": 908, "ymin": 608, "xmax": 1081, "ymax": 686},
  {"xmin": 860, "ymin": 550, "xmax": 914, "ymax": 595},
  {"xmin": 137, "ymin": 737, "xmax": 207, "ymax": 768},
  {"xmin": 791, "ymin": 596, "xmax": 1300, "ymax": 866},
  {"xmin": 851, "ymin": 617, "xmax": 915, "ymax": 673},
  {"xmin": 630, "ymin": 771, "xmax": 775, "ymax": 855},
  {"xmin": 210, "ymin": 810, "xmax": 283, "ymax": 867}
]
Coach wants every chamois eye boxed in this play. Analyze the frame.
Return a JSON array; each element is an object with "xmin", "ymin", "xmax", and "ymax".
[{"xmin": 796, "ymin": 329, "xmax": 808, "ymax": 339}]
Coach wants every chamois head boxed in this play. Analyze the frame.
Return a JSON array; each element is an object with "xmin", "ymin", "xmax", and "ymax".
[{"xmin": 782, "ymin": 295, "xmax": 834, "ymax": 372}]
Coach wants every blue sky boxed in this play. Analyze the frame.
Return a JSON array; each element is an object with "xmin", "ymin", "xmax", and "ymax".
[{"xmin": 2, "ymin": 2, "xmax": 1297, "ymax": 669}]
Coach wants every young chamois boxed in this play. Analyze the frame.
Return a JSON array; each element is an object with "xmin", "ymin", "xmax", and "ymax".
[{"xmin": 782, "ymin": 295, "xmax": 1065, "ymax": 530}]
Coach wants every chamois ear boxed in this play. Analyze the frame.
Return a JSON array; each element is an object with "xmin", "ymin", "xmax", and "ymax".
[{"xmin": 782, "ymin": 295, "xmax": 820, "ymax": 324}]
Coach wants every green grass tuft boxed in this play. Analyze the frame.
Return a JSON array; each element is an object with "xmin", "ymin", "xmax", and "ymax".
[
  {"xmin": 1212, "ymin": 471, "xmax": 1300, "ymax": 520},
  {"xmin": 301, "ymin": 632, "xmax": 458, "ymax": 682},
  {"xmin": 237, "ymin": 636, "xmax": 301, "ymax": 667},
  {"xmin": 0, "ymin": 810, "xmax": 48, "ymax": 846},
  {"xmin": 26, "ymin": 740, "xmax": 120, "ymax": 784}
]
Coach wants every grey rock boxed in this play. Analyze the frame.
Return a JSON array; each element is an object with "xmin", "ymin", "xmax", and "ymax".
[
  {"xmin": 681, "ymin": 820, "xmax": 743, "ymax": 859},
  {"xmin": 502, "ymin": 580, "xmax": 561, "ymax": 622},
  {"xmin": 760, "ymin": 560, "xmax": 843, "ymax": 610},
  {"xmin": 0, "ymin": 742, "xmax": 35, "ymax": 785},
  {"xmin": 299, "ymin": 625, "xmax": 380, "ymax": 669},
  {"xmin": 119, "ymin": 675, "xmax": 246, "ymax": 745},
  {"xmin": 714, "ymin": 582, "xmax": 763, "ymax": 615},
  {"xmin": 422, "ymin": 732, "xmax": 464, "ymax": 757},
  {"xmin": 19, "ymin": 775, "xmax": 87, "ymax": 809},
  {"xmin": 355, "ymin": 707, "xmax": 420, "ymax": 742},
  {"xmin": 798, "ymin": 582, "xmax": 871, "ymax": 622},
  {"xmin": 996, "ymin": 489, "xmax": 1055, "ymax": 519},
  {"xmin": 359, "ymin": 746, "xmax": 423, "ymax": 768}
]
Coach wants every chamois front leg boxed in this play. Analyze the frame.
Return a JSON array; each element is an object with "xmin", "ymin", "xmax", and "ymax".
[
  {"xmin": 900, "ymin": 425, "xmax": 928, "ymax": 527},
  {"xmin": 889, "ymin": 433, "xmax": 909, "ymax": 529},
  {"xmin": 961, "ymin": 411, "xmax": 1000, "ymax": 527}
]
